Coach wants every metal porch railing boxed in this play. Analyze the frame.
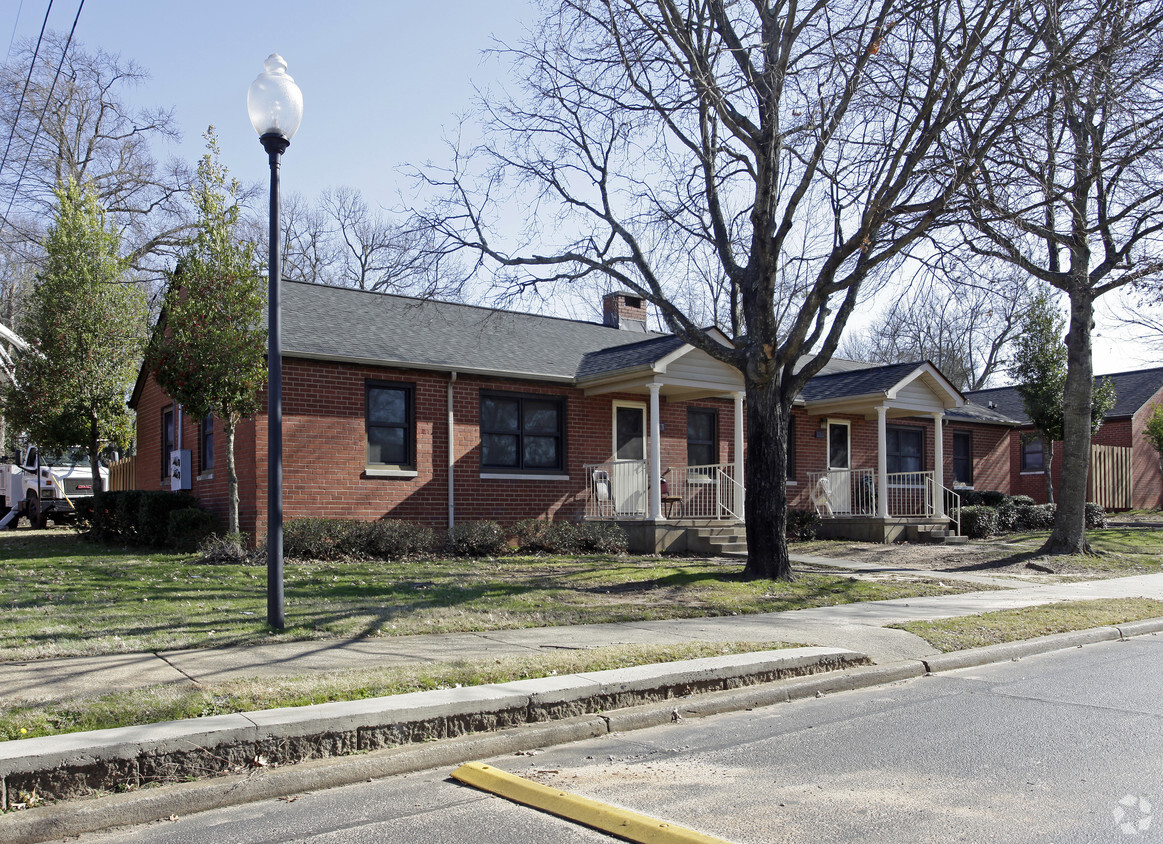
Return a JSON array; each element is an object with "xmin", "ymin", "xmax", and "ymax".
[
  {"xmin": 807, "ymin": 469, "xmax": 959, "ymax": 528},
  {"xmin": 584, "ymin": 460, "xmax": 743, "ymax": 521}
]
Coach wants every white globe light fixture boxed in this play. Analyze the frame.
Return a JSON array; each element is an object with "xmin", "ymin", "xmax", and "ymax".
[
  {"xmin": 248, "ymin": 54, "xmax": 303, "ymax": 144},
  {"xmin": 249, "ymin": 53, "xmax": 302, "ymax": 632}
]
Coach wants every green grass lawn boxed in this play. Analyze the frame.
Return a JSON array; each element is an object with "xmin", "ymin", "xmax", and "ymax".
[
  {"xmin": 893, "ymin": 598, "xmax": 1163, "ymax": 652},
  {"xmin": 0, "ymin": 529, "xmax": 982, "ymax": 662},
  {"xmin": 0, "ymin": 640, "xmax": 798, "ymax": 741}
]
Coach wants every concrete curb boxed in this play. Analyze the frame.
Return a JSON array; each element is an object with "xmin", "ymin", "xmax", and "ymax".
[{"xmin": 919, "ymin": 618, "xmax": 1163, "ymax": 674}]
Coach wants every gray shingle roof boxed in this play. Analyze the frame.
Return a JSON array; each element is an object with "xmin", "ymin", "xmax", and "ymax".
[
  {"xmin": 169, "ymin": 283, "xmax": 1159, "ymax": 423},
  {"xmin": 280, "ymin": 281, "xmax": 671, "ymax": 381},
  {"xmin": 799, "ymin": 361, "xmax": 928, "ymax": 402},
  {"xmin": 944, "ymin": 399, "xmax": 1022, "ymax": 426},
  {"xmin": 961, "ymin": 366, "xmax": 1163, "ymax": 425},
  {"xmin": 576, "ymin": 335, "xmax": 687, "ymax": 379}
]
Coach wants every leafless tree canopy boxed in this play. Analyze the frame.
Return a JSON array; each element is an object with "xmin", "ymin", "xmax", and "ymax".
[
  {"xmin": 841, "ymin": 272, "xmax": 1033, "ymax": 391},
  {"xmin": 421, "ymin": 0, "xmax": 1051, "ymax": 578},
  {"xmin": 955, "ymin": 0, "xmax": 1163, "ymax": 554},
  {"xmin": 0, "ymin": 34, "xmax": 192, "ymax": 275},
  {"xmin": 265, "ymin": 186, "xmax": 465, "ymax": 300}
]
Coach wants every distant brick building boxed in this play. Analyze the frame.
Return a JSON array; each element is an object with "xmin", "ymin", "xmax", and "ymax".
[{"xmin": 960, "ymin": 369, "xmax": 1163, "ymax": 510}]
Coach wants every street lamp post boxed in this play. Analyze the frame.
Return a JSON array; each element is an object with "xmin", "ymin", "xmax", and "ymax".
[{"xmin": 248, "ymin": 54, "xmax": 302, "ymax": 631}]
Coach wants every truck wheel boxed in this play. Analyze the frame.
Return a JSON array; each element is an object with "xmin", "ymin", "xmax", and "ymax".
[{"xmin": 27, "ymin": 493, "xmax": 47, "ymax": 529}]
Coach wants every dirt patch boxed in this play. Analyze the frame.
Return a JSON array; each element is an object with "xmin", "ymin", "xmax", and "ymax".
[{"xmin": 790, "ymin": 537, "xmax": 1147, "ymax": 578}]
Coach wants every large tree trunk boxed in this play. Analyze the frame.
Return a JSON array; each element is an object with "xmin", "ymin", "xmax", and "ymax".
[
  {"xmin": 1042, "ymin": 290, "xmax": 1094, "ymax": 555},
  {"xmin": 1043, "ymin": 439, "xmax": 1054, "ymax": 504},
  {"xmin": 742, "ymin": 377, "xmax": 792, "ymax": 581},
  {"xmin": 88, "ymin": 415, "xmax": 103, "ymax": 517},
  {"xmin": 224, "ymin": 418, "xmax": 240, "ymax": 536}
]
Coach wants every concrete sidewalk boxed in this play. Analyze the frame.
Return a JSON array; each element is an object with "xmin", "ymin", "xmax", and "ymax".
[{"xmin": 5, "ymin": 567, "xmax": 1163, "ymax": 703}]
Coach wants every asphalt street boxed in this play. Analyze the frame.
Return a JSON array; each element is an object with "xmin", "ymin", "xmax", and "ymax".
[{"xmin": 67, "ymin": 634, "xmax": 1163, "ymax": 843}]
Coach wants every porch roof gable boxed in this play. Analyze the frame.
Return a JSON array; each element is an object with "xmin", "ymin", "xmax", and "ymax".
[{"xmin": 799, "ymin": 360, "xmax": 965, "ymax": 416}]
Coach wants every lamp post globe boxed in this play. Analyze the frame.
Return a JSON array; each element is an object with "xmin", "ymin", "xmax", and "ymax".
[
  {"xmin": 248, "ymin": 53, "xmax": 303, "ymax": 146},
  {"xmin": 249, "ymin": 53, "xmax": 301, "ymax": 631}
]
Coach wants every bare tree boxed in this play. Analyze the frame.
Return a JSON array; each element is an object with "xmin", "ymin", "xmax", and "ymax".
[
  {"xmin": 841, "ymin": 272, "xmax": 1033, "ymax": 390},
  {"xmin": 421, "ymin": 0, "xmax": 1047, "ymax": 579},
  {"xmin": 959, "ymin": 0, "xmax": 1163, "ymax": 554},
  {"xmin": 276, "ymin": 192, "xmax": 338, "ymax": 286},
  {"xmin": 262, "ymin": 185, "xmax": 466, "ymax": 299},
  {"xmin": 0, "ymin": 33, "xmax": 191, "ymax": 276}
]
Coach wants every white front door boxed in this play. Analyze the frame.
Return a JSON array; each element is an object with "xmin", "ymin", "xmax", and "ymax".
[
  {"xmin": 612, "ymin": 403, "xmax": 648, "ymax": 515},
  {"xmin": 827, "ymin": 420, "xmax": 852, "ymax": 514}
]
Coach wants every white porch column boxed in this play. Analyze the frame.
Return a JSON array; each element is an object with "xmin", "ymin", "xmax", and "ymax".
[
  {"xmin": 876, "ymin": 405, "xmax": 889, "ymax": 519},
  {"xmin": 649, "ymin": 383, "xmax": 662, "ymax": 521},
  {"xmin": 932, "ymin": 411, "xmax": 945, "ymax": 520},
  {"xmin": 734, "ymin": 391, "xmax": 745, "ymax": 517}
]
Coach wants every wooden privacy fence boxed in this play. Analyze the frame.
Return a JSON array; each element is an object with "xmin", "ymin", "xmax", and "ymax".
[
  {"xmin": 108, "ymin": 456, "xmax": 136, "ymax": 491},
  {"xmin": 1088, "ymin": 444, "xmax": 1132, "ymax": 510}
]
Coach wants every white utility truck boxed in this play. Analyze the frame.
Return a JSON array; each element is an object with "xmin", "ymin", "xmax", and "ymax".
[{"xmin": 0, "ymin": 446, "xmax": 109, "ymax": 529}]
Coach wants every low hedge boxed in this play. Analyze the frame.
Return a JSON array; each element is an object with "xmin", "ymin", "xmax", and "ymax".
[
  {"xmin": 167, "ymin": 507, "xmax": 220, "ymax": 551},
  {"xmin": 957, "ymin": 499, "xmax": 1109, "ymax": 537},
  {"xmin": 786, "ymin": 508, "xmax": 822, "ymax": 541},
  {"xmin": 960, "ymin": 505, "xmax": 999, "ymax": 539},
  {"xmin": 512, "ymin": 519, "xmax": 629, "ymax": 555},
  {"xmin": 282, "ymin": 518, "xmax": 437, "ymax": 561},
  {"xmin": 280, "ymin": 517, "xmax": 627, "ymax": 560},
  {"xmin": 86, "ymin": 490, "xmax": 203, "ymax": 547},
  {"xmin": 446, "ymin": 521, "xmax": 508, "ymax": 557}
]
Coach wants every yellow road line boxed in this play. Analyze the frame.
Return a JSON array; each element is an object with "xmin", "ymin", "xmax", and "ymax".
[{"xmin": 451, "ymin": 761, "xmax": 734, "ymax": 844}]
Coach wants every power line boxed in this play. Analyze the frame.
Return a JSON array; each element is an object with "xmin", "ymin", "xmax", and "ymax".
[
  {"xmin": 2, "ymin": 0, "xmax": 84, "ymax": 230},
  {"xmin": 0, "ymin": 0, "xmax": 53, "ymax": 187},
  {"xmin": 5, "ymin": 0, "xmax": 27, "ymax": 65}
]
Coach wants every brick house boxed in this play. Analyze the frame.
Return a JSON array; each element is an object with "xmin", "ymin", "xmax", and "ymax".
[
  {"xmin": 130, "ymin": 282, "xmax": 1036, "ymax": 549},
  {"xmin": 958, "ymin": 368, "xmax": 1163, "ymax": 510}
]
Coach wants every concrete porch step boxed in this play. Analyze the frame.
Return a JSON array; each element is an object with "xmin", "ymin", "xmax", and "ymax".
[
  {"xmin": 708, "ymin": 541, "xmax": 748, "ymax": 554},
  {"xmin": 688, "ymin": 524, "xmax": 747, "ymax": 556},
  {"xmin": 915, "ymin": 527, "xmax": 968, "ymax": 545}
]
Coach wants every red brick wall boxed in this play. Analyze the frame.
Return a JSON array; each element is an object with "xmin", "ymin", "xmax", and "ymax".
[
  {"xmin": 135, "ymin": 359, "xmax": 740, "ymax": 539},
  {"xmin": 944, "ymin": 423, "xmax": 1011, "ymax": 494},
  {"xmin": 783, "ymin": 411, "xmax": 1012, "ymax": 508},
  {"xmin": 1008, "ymin": 419, "xmax": 1139, "ymax": 506}
]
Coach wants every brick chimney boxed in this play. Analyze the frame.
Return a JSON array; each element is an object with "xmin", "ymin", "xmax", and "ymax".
[{"xmin": 602, "ymin": 291, "xmax": 648, "ymax": 332}]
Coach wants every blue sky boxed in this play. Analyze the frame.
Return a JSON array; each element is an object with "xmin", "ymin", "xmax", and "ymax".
[
  {"xmin": 4, "ymin": 1, "xmax": 1158, "ymax": 375},
  {"xmin": 4, "ymin": 0, "xmax": 529, "ymax": 207}
]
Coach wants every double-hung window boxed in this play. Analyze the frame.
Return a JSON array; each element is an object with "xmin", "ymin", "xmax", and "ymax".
[
  {"xmin": 162, "ymin": 407, "xmax": 175, "ymax": 479},
  {"xmin": 952, "ymin": 431, "xmax": 972, "ymax": 486},
  {"xmin": 1021, "ymin": 434, "xmax": 1045, "ymax": 472},
  {"xmin": 200, "ymin": 415, "xmax": 215, "ymax": 473},
  {"xmin": 366, "ymin": 381, "xmax": 415, "ymax": 469},
  {"xmin": 686, "ymin": 408, "xmax": 718, "ymax": 468},
  {"xmin": 886, "ymin": 426, "xmax": 924, "ymax": 475},
  {"xmin": 480, "ymin": 392, "xmax": 565, "ymax": 472}
]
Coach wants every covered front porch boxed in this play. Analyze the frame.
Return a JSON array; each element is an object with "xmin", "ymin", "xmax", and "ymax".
[
  {"xmin": 581, "ymin": 359, "xmax": 968, "ymax": 548},
  {"xmin": 576, "ymin": 333, "xmax": 746, "ymax": 553},
  {"xmin": 796, "ymin": 361, "xmax": 967, "ymax": 541}
]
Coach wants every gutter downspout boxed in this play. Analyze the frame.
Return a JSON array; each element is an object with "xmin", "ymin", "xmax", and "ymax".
[{"xmin": 448, "ymin": 372, "xmax": 457, "ymax": 531}]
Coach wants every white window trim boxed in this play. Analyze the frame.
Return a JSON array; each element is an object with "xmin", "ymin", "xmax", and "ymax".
[
  {"xmin": 480, "ymin": 473, "xmax": 569, "ymax": 481},
  {"xmin": 612, "ymin": 399, "xmax": 648, "ymax": 461},
  {"xmin": 364, "ymin": 466, "xmax": 419, "ymax": 479}
]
